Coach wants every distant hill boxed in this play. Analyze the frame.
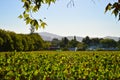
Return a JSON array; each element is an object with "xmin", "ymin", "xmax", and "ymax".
[
  {"xmin": 104, "ymin": 36, "xmax": 120, "ymax": 41},
  {"xmin": 39, "ymin": 32, "xmax": 62, "ymax": 41},
  {"xmin": 39, "ymin": 32, "xmax": 83, "ymax": 42},
  {"xmin": 39, "ymin": 32, "xmax": 120, "ymax": 42}
]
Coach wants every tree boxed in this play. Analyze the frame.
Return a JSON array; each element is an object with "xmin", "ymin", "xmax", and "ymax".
[
  {"xmin": 19, "ymin": 0, "xmax": 120, "ymax": 30},
  {"xmin": 0, "ymin": 37, "xmax": 4, "ymax": 51},
  {"xmin": 77, "ymin": 42, "xmax": 87, "ymax": 51},
  {"xmin": 43, "ymin": 41, "xmax": 51, "ymax": 50},
  {"xmin": 69, "ymin": 36, "xmax": 79, "ymax": 48},
  {"xmin": 51, "ymin": 38, "xmax": 60, "ymax": 47},
  {"xmin": 90, "ymin": 38, "xmax": 100, "ymax": 46},
  {"xmin": 0, "ymin": 29, "xmax": 45, "ymax": 51},
  {"xmin": 117, "ymin": 38, "xmax": 120, "ymax": 50},
  {"xmin": 0, "ymin": 37, "xmax": 3, "ymax": 46},
  {"xmin": 22, "ymin": 35, "xmax": 29, "ymax": 51},
  {"xmin": 60, "ymin": 37, "xmax": 69, "ymax": 50},
  {"xmin": 30, "ymin": 33, "xmax": 44, "ymax": 50},
  {"xmin": 12, "ymin": 34, "xmax": 24, "ymax": 51},
  {"xmin": 82, "ymin": 36, "xmax": 91, "ymax": 47},
  {"xmin": 0, "ymin": 30, "xmax": 14, "ymax": 51},
  {"xmin": 100, "ymin": 38, "xmax": 117, "ymax": 48}
]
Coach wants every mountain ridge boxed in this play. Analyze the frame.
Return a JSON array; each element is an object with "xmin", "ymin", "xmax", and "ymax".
[{"xmin": 39, "ymin": 32, "xmax": 120, "ymax": 42}]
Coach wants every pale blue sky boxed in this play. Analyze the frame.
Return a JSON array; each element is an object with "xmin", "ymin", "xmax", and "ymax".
[{"xmin": 0, "ymin": 0, "xmax": 120, "ymax": 37}]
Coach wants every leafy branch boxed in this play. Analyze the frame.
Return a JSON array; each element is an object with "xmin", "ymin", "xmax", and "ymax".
[
  {"xmin": 19, "ymin": 0, "xmax": 56, "ymax": 30},
  {"xmin": 105, "ymin": 1, "xmax": 120, "ymax": 20},
  {"xmin": 19, "ymin": 0, "xmax": 120, "ymax": 30}
]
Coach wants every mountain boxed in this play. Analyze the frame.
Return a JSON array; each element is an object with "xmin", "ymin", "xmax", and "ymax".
[
  {"xmin": 39, "ymin": 32, "xmax": 120, "ymax": 42},
  {"xmin": 39, "ymin": 32, "xmax": 62, "ymax": 41},
  {"xmin": 39, "ymin": 32, "xmax": 83, "ymax": 42}
]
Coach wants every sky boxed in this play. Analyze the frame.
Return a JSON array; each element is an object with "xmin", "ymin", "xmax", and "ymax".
[{"xmin": 0, "ymin": 0, "xmax": 120, "ymax": 37}]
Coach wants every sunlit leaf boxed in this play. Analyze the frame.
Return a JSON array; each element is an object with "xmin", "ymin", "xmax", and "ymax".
[
  {"xmin": 41, "ymin": 22, "xmax": 47, "ymax": 28},
  {"xmin": 21, "ymin": 0, "xmax": 26, "ymax": 2},
  {"xmin": 18, "ymin": 15, "xmax": 23, "ymax": 19},
  {"xmin": 32, "ymin": 6, "xmax": 38, "ymax": 12},
  {"xmin": 112, "ymin": 9, "xmax": 118, "ymax": 17},
  {"xmin": 105, "ymin": 3, "xmax": 112, "ymax": 13},
  {"xmin": 25, "ymin": 17, "xmax": 32, "ymax": 25},
  {"xmin": 23, "ymin": 13, "xmax": 29, "ymax": 18}
]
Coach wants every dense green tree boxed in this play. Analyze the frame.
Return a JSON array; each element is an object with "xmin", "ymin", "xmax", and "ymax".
[
  {"xmin": 82, "ymin": 36, "xmax": 91, "ymax": 46},
  {"xmin": 90, "ymin": 38, "xmax": 100, "ymax": 46},
  {"xmin": 117, "ymin": 38, "xmax": 120, "ymax": 50},
  {"xmin": 69, "ymin": 36, "xmax": 79, "ymax": 48},
  {"xmin": 60, "ymin": 37, "xmax": 69, "ymax": 50},
  {"xmin": 30, "ymin": 33, "xmax": 44, "ymax": 50},
  {"xmin": 100, "ymin": 38, "xmax": 117, "ymax": 48},
  {"xmin": 12, "ymin": 34, "xmax": 24, "ymax": 51},
  {"xmin": 0, "ymin": 37, "xmax": 4, "ymax": 51},
  {"xmin": 51, "ymin": 38, "xmax": 60, "ymax": 47},
  {"xmin": 0, "ymin": 29, "xmax": 45, "ymax": 51},
  {"xmin": 21, "ymin": 35, "xmax": 29, "ymax": 51},
  {"xmin": 77, "ymin": 42, "xmax": 87, "ymax": 51},
  {"xmin": 0, "ymin": 30, "xmax": 14, "ymax": 51},
  {"xmin": 43, "ymin": 41, "xmax": 51, "ymax": 50},
  {"xmin": 27, "ymin": 35, "xmax": 35, "ymax": 51},
  {"xmin": 0, "ymin": 37, "xmax": 3, "ymax": 46}
]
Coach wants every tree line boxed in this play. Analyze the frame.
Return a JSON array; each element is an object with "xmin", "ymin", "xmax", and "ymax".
[
  {"xmin": 0, "ymin": 29, "xmax": 120, "ymax": 51},
  {"xmin": 0, "ymin": 29, "xmax": 44, "ymax": 51},
  {"xmin": 50, "ymin": 36, "xmax": 120, "ymax": 51}
]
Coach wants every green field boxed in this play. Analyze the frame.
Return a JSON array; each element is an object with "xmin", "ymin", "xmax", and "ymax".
[{"xmin": 0, "ymin": 51, "xmax": 120, "ymax": 80}]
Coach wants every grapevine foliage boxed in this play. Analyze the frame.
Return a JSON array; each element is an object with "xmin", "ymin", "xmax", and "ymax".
[{"xmin": 0, "ymin": 51, "xmax": 120, "ymax": 80}]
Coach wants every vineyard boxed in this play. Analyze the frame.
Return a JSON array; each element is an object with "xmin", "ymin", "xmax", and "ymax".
[{"xmin": 0, "ymin": 51, "xmax": 120, "ymax": 80}]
